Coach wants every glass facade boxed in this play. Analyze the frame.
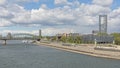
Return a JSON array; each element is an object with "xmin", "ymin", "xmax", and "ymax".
[{"xmin": 99, "ymin": 15, "xmax": 107, "ymax": 34}]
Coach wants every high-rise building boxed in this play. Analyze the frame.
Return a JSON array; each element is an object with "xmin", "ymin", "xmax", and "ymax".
[
  {"xmin": 0, "ymin": 34, "xmax": 2, "ymax": 39},
  {"xmin": 39, "ymin": 30, "xmax": 41, "ymax": 37},
  {"xmin": 7, "ymin": 33, "xmax": 12, "ymax": 39},
  {"xmin": 99, "ymin": 15, "xmax": 107, "ymax": 35}
]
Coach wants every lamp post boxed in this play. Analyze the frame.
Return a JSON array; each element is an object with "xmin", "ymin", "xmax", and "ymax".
[{"xmin": 95, "ymin": 39, "xmax": 97, "ymax": 46}]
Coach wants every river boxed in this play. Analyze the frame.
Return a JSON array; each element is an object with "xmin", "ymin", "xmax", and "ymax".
[{"xmin": 0, "ymin": 40, "xmax": 120, "ymax": 68}]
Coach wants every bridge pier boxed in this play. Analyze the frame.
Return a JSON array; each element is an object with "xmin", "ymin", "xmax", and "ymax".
[{"xmin": 3, "ymin": 40, "xmax": 7, "ymax": 45}]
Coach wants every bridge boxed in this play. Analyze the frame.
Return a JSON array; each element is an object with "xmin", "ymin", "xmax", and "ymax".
[{"xmin": 0, "ymin": 33, "xmax": 40, "ymax": 45}]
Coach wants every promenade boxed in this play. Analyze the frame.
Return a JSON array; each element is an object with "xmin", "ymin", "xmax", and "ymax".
[{"xmin": 36, "ymin": 41, "xmax": 120, "ymax": 60}]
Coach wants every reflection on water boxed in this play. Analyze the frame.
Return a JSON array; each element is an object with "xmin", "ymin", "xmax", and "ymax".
[
  {"xmin": 0, "ymin": 40, "xmax": 120, "ymax": 68},
  {"xmin": 0, "ymin": 40, "xmax": 23, "ymax": 44}
]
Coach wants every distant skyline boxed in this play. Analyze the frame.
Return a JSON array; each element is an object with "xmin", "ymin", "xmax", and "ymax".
[{"xmin": 0, "ymin": 0, "xmax": 120, "ymax": 36}]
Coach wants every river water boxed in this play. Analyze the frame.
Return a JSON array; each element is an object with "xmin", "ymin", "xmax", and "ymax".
[{"xmin": 0, "ymin": 40, "xmax": 120, "ymax": 68}]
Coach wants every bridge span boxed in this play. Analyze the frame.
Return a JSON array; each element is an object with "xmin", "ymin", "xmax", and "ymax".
[{"xmin": 0, "ymin": 33, "xmax": 40, "ymax": 45}]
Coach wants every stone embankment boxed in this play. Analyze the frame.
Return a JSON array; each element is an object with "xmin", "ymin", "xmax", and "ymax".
[{"xmin": 35, "ymin": 41, "xmax": 120, "ymax": 60}]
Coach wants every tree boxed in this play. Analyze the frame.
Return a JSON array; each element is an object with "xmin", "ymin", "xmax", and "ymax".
[
  {"xmin": 111, "ymin": 33, "xmax": 120, "ymax": 45},
  {"xmin": 60, "ymin": 36, "xmax": 66, "ymax": 42},
  {"xmin": 66, "ymin": 36, "xmax": 81, "ymax": 44},
  {"xmin": 67, "ymin": 36, "xmax": 74, "ymax": 43}
]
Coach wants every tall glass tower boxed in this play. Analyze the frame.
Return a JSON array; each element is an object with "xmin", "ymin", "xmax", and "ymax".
[{"xmin": 99, "ymin": 15, "xmax": 107, "ymax": 35}]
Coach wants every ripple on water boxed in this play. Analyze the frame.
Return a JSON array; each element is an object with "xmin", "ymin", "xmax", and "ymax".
[{"xmin": 0, "ymin": 41, "xmax": 120, "ymax": 68}]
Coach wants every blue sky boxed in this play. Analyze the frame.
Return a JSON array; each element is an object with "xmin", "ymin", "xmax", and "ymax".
[
  {"xmin": 24, "ymin": 0, "xmax": 55, "ymax": 10},
  {"xmin": 111, "ymin": 0, "xmax": 120, "ymax": 9},
  {"xmin": 0, "ymin": 0, "xmax": 120, "ymax": 36},
  {"xmin": 24, "ymin": 0, "xmax": 120, "ymax": 10}
]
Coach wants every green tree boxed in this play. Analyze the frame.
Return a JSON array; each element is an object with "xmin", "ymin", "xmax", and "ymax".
[
  {"xmin": 66, "ymin": 36, "xmax": 81, "ymax": 44},
  {"xmin": 67, "ymin": 36, "xmax": 74, "ymax": 43},
  {"xmin": 97, "ymin": 32, "xmax": 108, "ymax": 36},
  {"xmin": 75, "ymin": 36, "xmax": 82, "ymax": 44},
  {"xmin": 111, "ymin": 33, "xmax": 120, "ymax": 45},
  {"xmin": 60, "ymin": 36, "xmax": 67, "ymax": 43}
]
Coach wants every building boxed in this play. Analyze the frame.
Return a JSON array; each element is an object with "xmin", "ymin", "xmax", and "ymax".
[
  {"xmin": 39, "ymin": 29, "xmax": 41, "ymax": 37},
  {"xmin": 56, "ymin": 33, "xmax": 80, "ymax": 37},
  {"xmin": 0, "ymin": 34, "xmax": 2, "ymax": 39},
  {"xmin": 99, "ymin": 15, "xmax": 107, "ymax": 35},
  {"xmin": 68, "ymin": 33, "xmax": 80, "ymax": 37},
  {"xmin": 81, "ymin": 15, "xmax": 114, "ymax": 44},
  {"xmin": 56, "ymin": 33, "xmax": 81, "ymax": 41},
  {"xmin": 81, "ymin": 34, "xmax": 114, "ymax": 44},
  {"xmin": 7, "ymin": 33, "xmax": 12, "ymax": 39}
]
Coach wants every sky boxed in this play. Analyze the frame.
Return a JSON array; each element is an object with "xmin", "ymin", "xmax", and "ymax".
[{"xmin": 0, "ymin": 0, "xmax": 120, "ymax": 36}]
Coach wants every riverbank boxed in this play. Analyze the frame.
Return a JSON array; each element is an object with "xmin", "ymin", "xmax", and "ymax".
[{"xmin": 35, "ymin": 41, "xmax": 120, "ymax": 60}]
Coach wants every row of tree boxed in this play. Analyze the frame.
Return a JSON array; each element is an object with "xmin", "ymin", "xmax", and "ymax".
[
  {"xmin": 43, "ymin": 33, "xmax": 120, "ymax": 45},
  {"xmin": 60, "ymin": 36, "xmax": 81, "ymax": 44}
]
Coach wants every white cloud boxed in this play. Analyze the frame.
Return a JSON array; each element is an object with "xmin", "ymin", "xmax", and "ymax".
[
  {"xmin": 92, "ymin": 0, "xmax": 113, "ymax": 6},
  {"xmin": 41, "ymin": 4, "xmax": 48, "ymax": 9},
  {"xmin": 54, "ymin": 0, "xmax": 68, "ymax": 5},
  {"xmin": 79, "ymin": 4, "xmax": 111, "ymax": 15},
  {"xmin": 30, "ymin": 6, "xmax": 76, "ymax": 26},
  {"xmin": 0, "ymin": 28, "xmax": 73, "ymax": 36},
  {"xmin": 15, "ymin": 0, "xmax": 31, "ymax": 2},
  {"xmin": 108, "ymin": 7, "xmax": 120, "ymax": 32},
  {"xmin": 0, "ymin": 7, "xmax": 9, "ymax": 17},
  {"xmin": 54, "ymin": 0, "xmax": 77, "ymax": 6},
  {"xmin": 12, "ymin": 11, "xmax": 31, "ymax": 24},
  {"xmin": 8, "ymin": 4, "xmax": 31, "ymax": 24},
  {"xmin": 110, "ymin": 8, "xmax": 120, "ymax": 21},
  {"xmin": 0, "ymin": 0, "xmax": 6, "ymax": 5},
  {"xmin": 0, "ymin": 19, "xmax": 12, "ymax": 27},
  {"xmin": 0, "ymin": 0, "xmax": 120, "ymax": 35},
  {"xmin": 2, "ymin": 0, "xmax": 112, "ymax": 28},
  {"xmin": 1, "ymin": 30, "xmax": 39, "ymax": 35},
  {"xmin": 42, "ymin": 28, "xmax": 74, "ymax": 36},
  {"xmin": 109, "ymin": 8, "xmax": 120, "ymax": 18},
  {"xmin": 8, "ymin": 0, "xmax": 38, "ymax": 3}
]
